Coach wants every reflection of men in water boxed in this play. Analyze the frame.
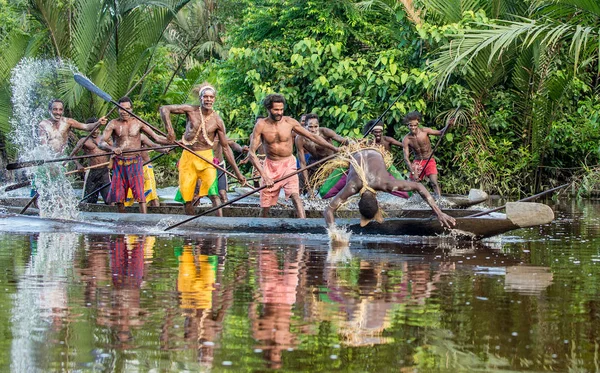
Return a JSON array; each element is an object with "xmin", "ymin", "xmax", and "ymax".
[
  {"xmin": 103, "ymin": 235, "xmax": 147, "ymax": 346},
  {"xmin": 324, "ymin": 149, "xmax": 455, "ymax": 229},
  {"xmin": 39, "ymin": 99, "xmax": 107, "ymax": 154},
  {"xmin": 76, "ymin": 118, "xmax": 111, "ymax": 204},
  {"xmin": 252, "ymin": 246, "xmax": 302, "ymax": 368},
  {"xmin": 177, "ymin": 240, "xmax": 222, "ymax": 367}
]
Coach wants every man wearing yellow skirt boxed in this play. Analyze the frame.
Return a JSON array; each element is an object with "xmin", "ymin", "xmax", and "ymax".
[{"xmin": 160, "ymin": 83, "xmax": 246, "ymax": 215}]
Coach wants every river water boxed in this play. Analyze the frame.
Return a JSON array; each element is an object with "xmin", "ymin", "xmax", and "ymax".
[{"xmin": 0, "ymin": 198, "xmax": 598, "ymax": 372}]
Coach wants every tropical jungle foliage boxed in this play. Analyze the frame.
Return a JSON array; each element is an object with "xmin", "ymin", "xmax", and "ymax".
[{"xmin": 1, "ymin": 0, "xmax": 599, "ymax": 195}]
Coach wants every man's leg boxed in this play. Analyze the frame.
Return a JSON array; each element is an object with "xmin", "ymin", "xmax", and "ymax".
[
  {"xmin": 184, "ymin": 201, "xmax": 195, "ymax": 215},
  {"xmin": 209, "ymin": 195, "xmax": 223, "ymax": 217},
  {"xmin": 219, "ymin": 190, "xmax": 228, "ymax": 204},
  {"xmin": 290, "ymin": 193, "xmax": 306, "ymax": 219},
  {"xmin": 149, "ymin": 199, "xmax": 160, "ymax": 207},
  {"xmin": 260, "ymin": 206, "xmax": 271, "ymax": 217},
  {"xmin": 117, "ymin": 202, "xmax": 125, "ymax": 213},
  {"xmin": 428, "ymin": 174, "xmax": 441, "ymax": 198},
  {"xmin": 139, "ymin": 202, "xmax": 147, "ymax": 214}
]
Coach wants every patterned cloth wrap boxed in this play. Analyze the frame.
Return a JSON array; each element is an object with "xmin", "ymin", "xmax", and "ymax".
[
  {"xmin": 125, "ymin": 164, "xmax": 158, "ymax": 206},
  {"xmin": 107, "ymin": 155, "xmax": 145, "ymax": 204}
]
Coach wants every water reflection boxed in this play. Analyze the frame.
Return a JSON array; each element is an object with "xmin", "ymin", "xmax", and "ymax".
[{"xmin": 2, "ymin": 200, "xmax": 600, "ymax": 371}]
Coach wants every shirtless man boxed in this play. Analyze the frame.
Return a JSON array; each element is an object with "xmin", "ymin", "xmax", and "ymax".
[
  {"xmin": 248, "ymin": 94, "xmax": 338, "ymax": 218},
  {"xmin": 364, "ymin": 119, "xmax": 403, "ymax": 152},
  {"xmin": 324, "ymin": 148, "xmax": 455, "ymax": 229},
  {"xmin": 75, "ymin": 119, "xmax": 110, "ymax": 204},
  {"xmin": 39, "ymin": 99, "xmax": 106, "ymax": 154},
  {"xmin": 401, "ymin": 111, "xmax": 453, "ymax": 197},
  {"xmin": 99, "ymin": 96, "xmax": 170, "ymax": 213},
  {"xmin": 160, "ymin": 83, "xmax": 246, "ymax": 215},
  {"xmin": 296, "ymin": 113, "xmax": 350, "ymax": 197}
]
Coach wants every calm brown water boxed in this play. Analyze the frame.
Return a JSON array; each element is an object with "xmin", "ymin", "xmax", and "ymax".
[{"xmin": 0, "ymin": 198, "xmax": 599, "ymax": 372}]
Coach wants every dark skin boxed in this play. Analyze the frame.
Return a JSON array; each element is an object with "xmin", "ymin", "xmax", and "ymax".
[
  {"xmin": 139, "ymin": 134, "xmax": 170, "ymax": 207},
  {"xmin": 249, "ymin": 102, "xmax": 339, "ymax": 218},
  {"xmin": 160, "ymin": 89, "xmax": 246, "ymax": 215},
  {"xmin": 401, "ymin": 118, "xmax": 453, "ymax": 197},
  {"xmin": 371, "ymin": 127, "xmax": 403, "ymax": 152},
  {"xmin": 74, "ymin": 129, "xmax": 110, "ymax": 169},
  {"xmin": 99, "ymin": 101, "xmax": 169, "ymax": 214},
  {"xmin": 323, "ymin": 149, "xmax": 456, "ymax": 229},
  {"xmin": 212, "ymin": 136, "xmax": 248, "ymax": 203},
  {"xmin": 296, "ymin": 117, "xmax": 349, "ymax": 198}
]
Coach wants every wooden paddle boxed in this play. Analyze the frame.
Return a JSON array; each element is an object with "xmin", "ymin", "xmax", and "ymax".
[
  {"xmin": 73, "ymin": 73, "xmax": 242, "ymax": 182},
  {"xmin": 2, "ymin": 180, "xmax": 31, "ymax": 192},
  {"xmin": 67, "ymin": 66, "xmax": 156, "ymax": 158},
  {"xmin": 465, "ymin": 183, "xmax": 569, "ymax": 218},
  {"xmin": 417, "ymin": 105, "xmax": 460, "ymax": 180},
  {"xmin": 65, "ymin": 161, "xmax": 110, "ymax": 175},
  {"xmin": 165, "ymin": 153, "xmax": 338, "ymax": 231},
  {"xmin": 363, "ymin": 85, "xmax": 409, "ymax": 137},
  {"xmin": 20, "ymin": 192, "xmax": 38, "ymax": 214},
  {"xmin": 6, "ymin": 144, "xmax": 176, "ymax": 170}
]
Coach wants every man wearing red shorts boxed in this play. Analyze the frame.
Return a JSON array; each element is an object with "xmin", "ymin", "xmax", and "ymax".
[
  {"xmin": 401, "ymin": 111, "xmax": 453, "ymax": 198},
  {"xmin": 248, "ymin": 94, "xmax": 338, "ymax": 218}
]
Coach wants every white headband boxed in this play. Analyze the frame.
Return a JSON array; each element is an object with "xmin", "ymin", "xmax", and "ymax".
[{"xmin": 372, "ymin": 125, "xmax": 383, "ymax": 131}]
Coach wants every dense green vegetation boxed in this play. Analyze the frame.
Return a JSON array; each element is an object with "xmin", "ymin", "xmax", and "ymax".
[{"xmin": 1, "ymin": 0, "xmax": 599, "ymax": 195}]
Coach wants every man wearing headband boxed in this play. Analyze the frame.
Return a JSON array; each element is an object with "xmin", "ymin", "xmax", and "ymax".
[
  {"xmin": 401, "ymin": 111, "xmax": 454, "ymax": 198},
  {"xmin": 324, "ymin": 149, "xmax": 455, "ymax": 229},
  {"xmin": 160, "ymin": 83, "xmax": 247, "ymax": 215},
  {"xmin": 296, "ymin": 113, "xmax": 351, "ymax": 197},
  {"xmin": 248, "ymin": 93, "xmax": 339, "ymax": 218},
  {"xmin": 364, "ymin": 119, "xmax": 403, "ymax": 152},
  {"xmin": 39, "ymin": 99, "xmax": 107, "ymax": 154}
]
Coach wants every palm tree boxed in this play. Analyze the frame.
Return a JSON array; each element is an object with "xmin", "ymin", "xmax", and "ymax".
[{"xmin": 427, "ymin": 0, "xmax": 599, "ymax": 190}]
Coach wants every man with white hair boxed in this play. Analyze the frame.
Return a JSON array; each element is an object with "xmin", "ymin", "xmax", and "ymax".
[{"xmin": 160, "ymin": 83, "xmax": 246, "ymax": 215}]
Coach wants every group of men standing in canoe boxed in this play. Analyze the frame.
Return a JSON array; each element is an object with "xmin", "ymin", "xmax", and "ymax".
[{"xmin": 36, "ymin": 83, "xmax": 455, "ymax": 229}]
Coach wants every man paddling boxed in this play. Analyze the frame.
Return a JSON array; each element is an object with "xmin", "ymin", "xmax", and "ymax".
[
  {"xmin": 248, "ymin": 94, "xmax": 339, "ymax": 218},
  {"xmin": 99, "ymin": 96, "xmax": 170, "ymax": 213},
  {"xmin": 74, "ymin": 118, "xmax": 110, "ymax": 204},
  {"xmin": 160, "ymin": 83, "xmax": 247, "ymax": 215},
  {"xmin": 212, "ymin": 136, "xmax": 247, "ymax": 204},
  {"xmin": 296, "ymin": 113, "xmax": 350, "ymax": 197},
  {"xmin": 39, "ymin": 99, "xmax": 107, "ymax": 154},
  {"xmin": 324, "ymin": 148, "xmax": 455, "ymax": 229},
  {"xmin": 401, "ymin": 111, "xmax": 453, "ymax": 197}
]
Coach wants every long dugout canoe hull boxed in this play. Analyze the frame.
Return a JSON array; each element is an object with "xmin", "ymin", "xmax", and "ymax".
[{"xmin": 76, "ymin": 202, "xmax": 553, "ymax": 240}]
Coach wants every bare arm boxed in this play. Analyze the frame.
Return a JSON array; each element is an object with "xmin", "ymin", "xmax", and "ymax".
[
  {"xmin": 321, "ymin": 128, "xmax": 350, "ymax": 146},
  {"xmin": 293, "ymin": 122, "xmax": 338, "ymax": 152},
  {"xmin": 385, "ymin": 136, "xmax": 403, "ymax": 148},
  {"xmin": 67, "ymin": 117, "xmax": 107, "ymax": 131},
  {"xmin": 401, "ymin": 136, "xmax": 414, "ymax": 175},
  {"xmin": 248, "ymin": 124, "xmax": 272, "ymax": 186},
  {"xmin": 141, "ymin": 122, "xmax": 169, "ymax": 145},
  {"xmin": 140, "ymin": 134, "xmax": 170, "ymax": 154},
  {"xmin": 159, "ymin": 104, "xmax": 196, "ymax": 142},
  {"xmin": 98, "ymin": 121, "xmax": 119, "ymax": 154},
  {"xmin": 324, "ymin": 180, "xmax": 360, "ymax": 227},
  {"xmin": 423, "ymin": 127, "xmax": 443, "ymax": 136},
  {"xmin": 227, "ymin": 139, "xmax": 246, "ymax": 153}
]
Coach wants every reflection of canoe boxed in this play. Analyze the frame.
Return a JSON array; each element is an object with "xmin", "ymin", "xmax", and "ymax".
[{"xmin": 74, "ymin": 201, "xmax": 551, "ymax": 240}]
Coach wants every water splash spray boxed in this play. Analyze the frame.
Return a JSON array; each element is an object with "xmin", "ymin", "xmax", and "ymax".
[{"xmin": 10, "ymin": 58, "xmax": 80, "ymax": 219}]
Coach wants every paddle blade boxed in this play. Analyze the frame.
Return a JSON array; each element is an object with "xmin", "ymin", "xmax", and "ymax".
[
  {"xmin": 3, "ymin": 180, "xmax": 31, "ymax": 191},
  {"xmin": 74, "ymin": 73, "xmax": 112, "ymax": 102},
  {"xmin": 6, "ymin": 160, "xmax": 45, "ymax": 170}
]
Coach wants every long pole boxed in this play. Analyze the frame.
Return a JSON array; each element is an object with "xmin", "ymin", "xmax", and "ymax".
[
  {"xmin": 363, "ymin": 86, "xmax": 409, "ymax": 137},
  {"xmin": 465, "ymin": 183, "xmax": 569, "ymax": 218},
  {"xmin": 165, "ymin": 153, "xmax": 338, "ymax": 231}
]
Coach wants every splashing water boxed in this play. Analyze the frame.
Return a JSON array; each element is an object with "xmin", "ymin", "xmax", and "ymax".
[
  {"xmin": 10, "ymin": 58, "xmax": 80, "ymax": 219},
  {"xmin": 327, "ymin": 224, "xmax": 352, "ymax": 246}
]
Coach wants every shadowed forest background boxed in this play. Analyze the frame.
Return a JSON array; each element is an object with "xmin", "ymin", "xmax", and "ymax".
[{"xmin": 1, "ymin": 0, "xmax": 599, "ymax": 196}]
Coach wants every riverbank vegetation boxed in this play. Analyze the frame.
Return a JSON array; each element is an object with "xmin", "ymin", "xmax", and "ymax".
[{"xmin": 0, "ymin": 0, "xmax": 599, "ymax": 196}]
